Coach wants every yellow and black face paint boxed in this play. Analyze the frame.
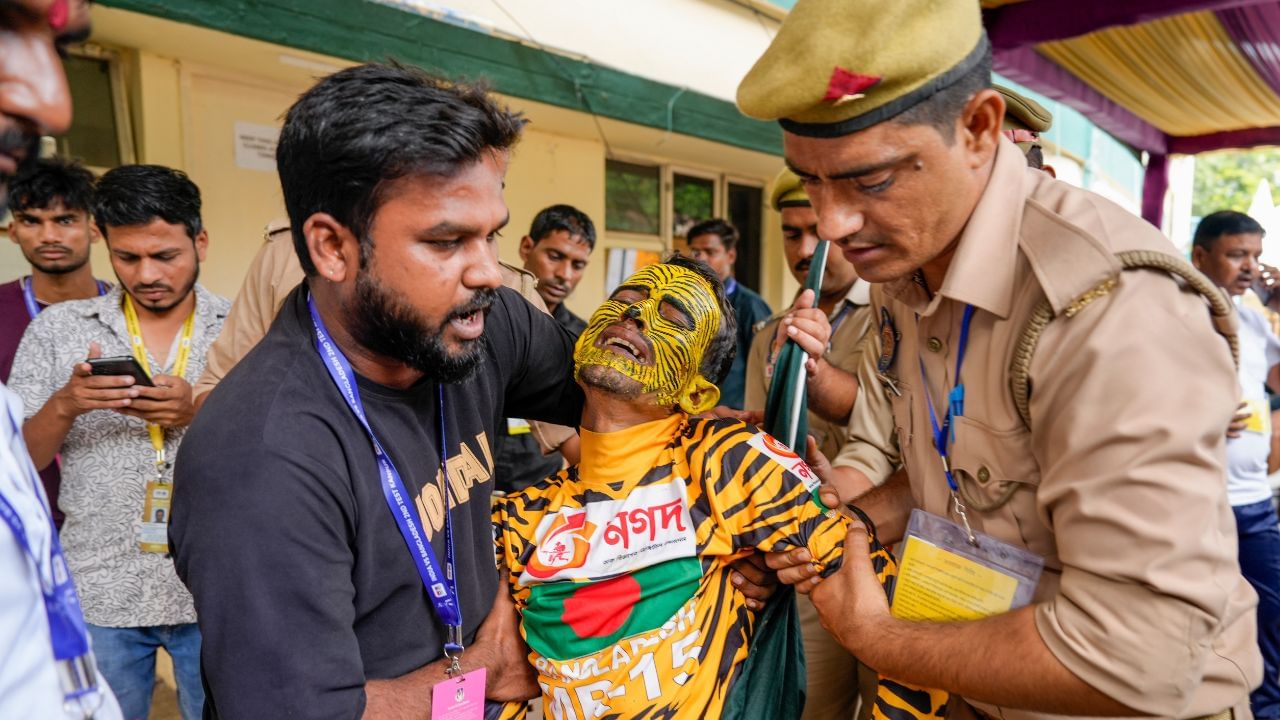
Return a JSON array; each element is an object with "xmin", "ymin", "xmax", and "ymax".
[{"xmin": 574, "ymin": 264, "xmax": 722, "ymax": 413}]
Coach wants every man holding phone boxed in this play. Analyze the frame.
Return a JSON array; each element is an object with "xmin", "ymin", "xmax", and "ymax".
[{"xmin": 9, "ymin": 164, "xmax": 229, "ymax": 720}]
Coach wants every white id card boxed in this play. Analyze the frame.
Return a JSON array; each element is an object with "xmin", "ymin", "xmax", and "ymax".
[{"xmin": 891, "ymin": 509, "xmax": 1043, "ymax": 622}]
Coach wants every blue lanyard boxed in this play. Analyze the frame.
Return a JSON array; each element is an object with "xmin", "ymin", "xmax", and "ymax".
[
  {"xmin": 918, "ymin": 304, "xmax": 976, "ymax": 492},
  {"xmin": 725, "ymin": 277, "xmax": 739, "ymax": 296},
  {"xmin": 306, "ymin": 295, "xmax": 464, "ymax": 662},
  {"xmin": 0, "ymin": 410, "xmax": 100, "ymax": 712},
  {"xmin": 21, "ymin": 276, "xmax": 108, "ymax": 319}
]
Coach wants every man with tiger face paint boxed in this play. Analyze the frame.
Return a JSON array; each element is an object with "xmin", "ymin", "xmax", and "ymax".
[
  {"xmin": 493, "ymin": 254, "xmax": 857, "ymax": 719},
  {"xmin": 573, "ymin": 259, "xmax": 728, "ymax": 415}
]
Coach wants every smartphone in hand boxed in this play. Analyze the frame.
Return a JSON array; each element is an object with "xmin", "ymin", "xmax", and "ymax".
[{"xmin": 87, "ymin": 356, "xmax": 155, "ymax": 387}]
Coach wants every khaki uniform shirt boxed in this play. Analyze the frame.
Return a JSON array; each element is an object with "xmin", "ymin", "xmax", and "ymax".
[
  {"xmin": 840, "ymin": 140, "xmax": 1259, "ymax": 718},
  {"xmin": 744, "ymin": 281, "xmax": 875, "ymax": 461},
  {"xmin": 193, "ymin": 231, "xmax": 575, "ymax": 454}
]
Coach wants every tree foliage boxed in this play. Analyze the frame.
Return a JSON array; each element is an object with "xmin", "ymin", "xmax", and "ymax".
[{"xmin": 1192, "ymin": 148, "xmax": 1280, "ymax": 218}]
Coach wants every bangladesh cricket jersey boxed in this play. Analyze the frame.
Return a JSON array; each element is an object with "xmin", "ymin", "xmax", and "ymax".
[{"xmin": 493, "ymin": 413, "xmax": 848, "ymax": 719}]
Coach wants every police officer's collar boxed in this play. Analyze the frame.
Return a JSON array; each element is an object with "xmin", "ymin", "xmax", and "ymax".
[{"xmin": 881, "ymin": 138, "xmax": 1026, "ymax": 320}]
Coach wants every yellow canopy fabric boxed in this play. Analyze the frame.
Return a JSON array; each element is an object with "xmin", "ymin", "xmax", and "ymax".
[{"xmin": 1037, "ymin": 11, "xmax": 1280, "ymax": 137}]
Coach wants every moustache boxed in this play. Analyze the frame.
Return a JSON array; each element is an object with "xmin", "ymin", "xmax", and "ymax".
[
  {"xmin": 794, "ymin": 258, "xmax": 811, "ymax": 274},
  {"xmin": 134, "ymin": 283, "xmax": 174, "ymax": 293},
  {"xmin": 446, "ymin": 287, "xmax": 497, "ymax": 323}
]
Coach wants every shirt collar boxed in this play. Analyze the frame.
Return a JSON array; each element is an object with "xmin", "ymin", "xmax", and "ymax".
[
  {"xmin": 883, "ymin": 137, "xmax": 1028, "ymax": 319},
  {"xmin": 81, "ymin": 283, "xmax": 223, "ymax": 342}
]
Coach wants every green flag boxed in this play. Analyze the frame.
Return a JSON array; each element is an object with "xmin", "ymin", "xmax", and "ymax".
[{"xmin": 765, "ymin": 240, "xmax": 829, "ymax": 451}]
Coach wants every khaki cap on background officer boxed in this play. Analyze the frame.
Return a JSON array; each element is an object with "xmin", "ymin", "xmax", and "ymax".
[
  {"xmin": 995, "ymin": 84, "xmax": 1055, "ymax": 175},
  {"xmin": 743, "ymin": 0, "xmax": 1259, "ymax": 718}
]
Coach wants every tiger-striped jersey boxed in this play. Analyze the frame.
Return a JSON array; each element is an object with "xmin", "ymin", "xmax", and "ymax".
[{"xmin": 493, "ymin": 413, "xmax": 847, "ymax": 719}]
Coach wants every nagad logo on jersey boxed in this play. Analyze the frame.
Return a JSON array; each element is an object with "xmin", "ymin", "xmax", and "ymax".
[
  {"xmin": 520, "ymin": 481, "xmax": 697, "ymax": 585},
  {"xmin": 526, "ymin": 512, "xmax": 597, "ymax": 579},
  {"xmin": 747, "ymin": 432, "xmax": 820, "ymax": 492}
]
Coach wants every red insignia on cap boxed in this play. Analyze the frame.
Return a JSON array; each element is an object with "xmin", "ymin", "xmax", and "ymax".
[{"xmin": 823, "ymin": 67, "xmax": 882, "ymax": 104}]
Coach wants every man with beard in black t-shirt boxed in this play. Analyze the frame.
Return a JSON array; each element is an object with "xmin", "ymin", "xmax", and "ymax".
[{"xmin": 171, "ymin": 64, "xmax": 581, "ymax": 719}]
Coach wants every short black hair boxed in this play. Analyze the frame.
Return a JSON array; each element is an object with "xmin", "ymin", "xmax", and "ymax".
[
  {"xmin": 277, "ymin": 62, "xmax": 527, "ymax": 276},
  {"xmin": 892, "ymin": 45, "xmax": 993, "ymax": 144},
  {"xmin": 93, "ymin": 164, "xmax": 203, "ymax": 241},
  {"xmin": 529, "ymin": 204, "xmax": 596, "ymax": 251},
  {"xmin": 687, "ymin": 218, "xmax": 739, "ymax": 252},
  {"xmin": 9, "ymin": 157, "xmax": 95, "ymax": 215},
  {"xmin": 663, "ymin": 253, "xmax": 736, "ymax": 385},
  {"xmin": 1194, "ymin": 210, "xmax": 1266, "ymax": 251}
]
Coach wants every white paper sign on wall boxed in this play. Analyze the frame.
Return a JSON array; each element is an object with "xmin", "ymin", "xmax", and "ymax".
[{"xmin": 234, "ymin": 122, "xmax": 279, "ymax": 173}]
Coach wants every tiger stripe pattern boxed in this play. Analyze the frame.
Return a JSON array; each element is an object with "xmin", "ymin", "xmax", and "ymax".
[
  {"xmin": 493, "ymin": 415, "xmax": 845, "ymax": 719},
  {"xmin": 573, "ymin": 263, "xmax": 721, "ymax": 408}
]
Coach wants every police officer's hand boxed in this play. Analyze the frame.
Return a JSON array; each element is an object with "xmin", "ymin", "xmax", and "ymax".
[
  {"xmin": 52, "ymin": 342, "xmax": 141, "ymax": 419},
  {"xmin": 728, "ymin": 553, "xmax": 778, "ymax": 610},
  {"xmin": 1227, "ymin": 401, "xmax": 1250, "ymax": 439},
  {"xmin": 810, "ymin": 521, "xmax": 892, "ymax": 646},
  {"xmin": 117, "ymin": 374, "xmax": 195, "ymax": 428},
  {"xmin": 775, "ymin": 289, "xmax": 831, "ymax": 372}
]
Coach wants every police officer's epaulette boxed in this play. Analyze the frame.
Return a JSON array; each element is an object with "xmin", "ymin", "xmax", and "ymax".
[{"xmin": 1011, "ymin": 198, "xmax": 1238, "ymax": 431}]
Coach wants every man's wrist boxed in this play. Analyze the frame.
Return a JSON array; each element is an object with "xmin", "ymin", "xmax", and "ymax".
[{"xmin": 51, "ymin": 389, "xmax": 81, "ymax": 421}]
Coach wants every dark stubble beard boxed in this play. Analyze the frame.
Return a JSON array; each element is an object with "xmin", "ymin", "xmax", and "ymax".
[{"xmin": 349, "ymin": 269, "xmax": 496, "ymax": 384}]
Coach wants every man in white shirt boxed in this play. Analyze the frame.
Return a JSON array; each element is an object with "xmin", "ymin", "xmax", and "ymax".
[
  {"xmin": 0, "ymin": 2, "xmax": 122, "ymax": 717},
  {"xmin": 1193, "ymin": 210, "xmax": 1280, "ymax": 720}
]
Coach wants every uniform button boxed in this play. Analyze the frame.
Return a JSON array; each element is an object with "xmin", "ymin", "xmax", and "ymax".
[
  {"xmin": 927, "ymin": 337, "xmax": 943, "ymax": 353},
  {"xmin": 977, "ymin": 466, "xmax": 991, "ymax": 483}
]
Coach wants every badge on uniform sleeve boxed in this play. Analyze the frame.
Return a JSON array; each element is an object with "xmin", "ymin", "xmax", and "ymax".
[{"xmin": 877, "ymin": 307, "xmax": 899, "ymax": 374}]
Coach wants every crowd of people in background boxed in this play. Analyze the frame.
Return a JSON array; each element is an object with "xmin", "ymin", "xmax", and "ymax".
[{"xmin": 3, "ymin": 1, "xmax": 1280, "ymax": 720}]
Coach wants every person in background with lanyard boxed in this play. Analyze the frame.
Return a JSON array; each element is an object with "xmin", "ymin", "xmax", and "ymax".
[
  {"xmin": 0, "ymin": 157, "xmax": 110, "ymax": 529},
  {"xmin": 742, "ymin": 0, "xmax": 1259, "ymax": 717},
  {"xmin": 0, "ymin": 1, "xmax": 123, "ymax": 718},
  {"xmin": 12, "ymin": 163, "xmax": 229, "ymax": 720}
]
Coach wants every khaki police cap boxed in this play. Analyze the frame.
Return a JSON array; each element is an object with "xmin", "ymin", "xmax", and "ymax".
[
  {"xmin": 770, "ymin": 168, "xmax": 810, "ymax": 211},
  {"xmin": 996, "ymin": 84, "xmax": 1052, "ymax": 133},
  {"xmin": 738, "ymin": 0, "xmax": 987, "ymax": 138}
]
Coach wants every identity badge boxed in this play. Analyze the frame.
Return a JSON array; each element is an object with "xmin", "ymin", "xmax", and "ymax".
[
  {"xmin": 431, "ymin": 668, "xmax": 486, "ymax": 720},
  {"xmin": 1245, "ymin": 398, "xmax": 1271, "ymax": 435},
  {"xmin": 138, "ymin": 479, "xmax": 172, "ymax": 554},
  {"xmin": 891, "ymin": 509, "xmax": 1043, "ymax": 622}
]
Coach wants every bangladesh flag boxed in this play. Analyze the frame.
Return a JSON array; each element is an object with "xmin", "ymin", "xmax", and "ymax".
[{"xmin": 523, "ymin": 558, "xmax": 701, "ymax": 660}]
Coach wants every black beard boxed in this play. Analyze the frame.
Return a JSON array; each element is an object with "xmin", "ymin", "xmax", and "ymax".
[
  {"xmin": 349, "ymin": 270, "xmax": 495, "ymax": 384},
  {"xmin": 127, "ymin": 264, "xmax": 200, "ymax": 313}
]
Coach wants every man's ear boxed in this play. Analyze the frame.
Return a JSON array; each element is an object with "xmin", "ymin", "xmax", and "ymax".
[
  {"xmin": 304, "ymin": 212, "xmax": 359, "ymax": 282},
  {"xmin": 960, "ymin": 88, "xmax": 1004, "ymax": 168},
  {"xmin": 518, "ymin": 235, "xmax": 535, "ymax": 263},
  {"xmin": 677, "ymin": 374, "xmax": 720, "ymax": 415},
  {"xmin": 1191, "ymin": 244, "xmax": 1206, "ymax": 271}
]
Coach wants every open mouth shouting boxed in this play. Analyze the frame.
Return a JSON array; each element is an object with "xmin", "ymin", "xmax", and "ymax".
[{"xmin": 596, "ymin": 324, "xmax": 652, "ymax": 365}]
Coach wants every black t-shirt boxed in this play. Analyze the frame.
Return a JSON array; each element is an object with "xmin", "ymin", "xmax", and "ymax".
[{"xmin": 171, "ymin": 283, "xmax": 583, "ymax": 719}]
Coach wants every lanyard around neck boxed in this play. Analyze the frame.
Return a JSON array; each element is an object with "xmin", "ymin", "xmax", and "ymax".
[
  {"xmin": 123, "ymin": 294, "xmax": 195, "ymax": 476},
  {"xmin": 306, "ymin": 294, "xmax": 465, "ymax": 669},
  {"xmin": 917, "ymin": 304, "xmax": 976, "ymax": 493},
  {"xmin": 0, "ymin": 409, "xmax": 101, "ymax": 714},
  {"xmin": 21, "ymin": 275, "xmax": 108, "ymax": 320}
]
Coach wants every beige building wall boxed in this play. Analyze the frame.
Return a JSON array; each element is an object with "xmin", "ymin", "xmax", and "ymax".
[{"xmin": 0, "ymin": 5, "xmax": 795, "ymax": 319}]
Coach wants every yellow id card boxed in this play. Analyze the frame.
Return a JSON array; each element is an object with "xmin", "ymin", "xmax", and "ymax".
[
  {"xmin": 1245, "ymin": 398, "xmax": 1272, "ymax": 435},
  {"xmin": 139, "ymin": 479, "xmax": 172, "ymax": 554},
  {"xmin": 891, "ymin": 509, "xmax": 1043, "ymax": 622},
  {"xmin": 894, "ymin": 536, "xmax": 1019, "ymax": 621}
]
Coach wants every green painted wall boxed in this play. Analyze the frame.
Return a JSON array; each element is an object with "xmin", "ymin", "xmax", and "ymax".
[{"xmin": 97, "ymin": 0, "xmax": 784, "ymax": 156}]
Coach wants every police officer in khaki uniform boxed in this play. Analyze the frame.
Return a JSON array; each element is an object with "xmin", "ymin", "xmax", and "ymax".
[
  {"xmin": 742, "ymin": 1, "xmax": 1261, "ymax": 717},
  {"xmin": 746, "ymin": 169, "xmax": 875, "ymax": 463}
]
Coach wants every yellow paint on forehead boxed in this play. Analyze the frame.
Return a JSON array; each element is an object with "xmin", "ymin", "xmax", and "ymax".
[{"xmin": 574, "ymin": 263, "xmax": 722, "ymax": 406}]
